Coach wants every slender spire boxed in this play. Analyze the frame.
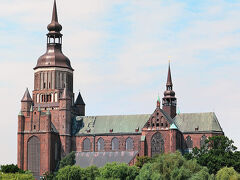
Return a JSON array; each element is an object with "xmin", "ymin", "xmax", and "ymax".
[
  {"xmin": 75, "ymin": 92, "xmax": 85, "ymax": 105},
  {"xmin": 21, "ymin": 88, "xmax": 32, "ymax": 102},
  {"xmin": 166, "ymin": 62, "xmax": 173, "ymax": 86},
  {"xmin": 47, "ymin": 0, "xmax": 62, "ymax": 33},
  {"xmin": 52, "ymin": 0, "xmax": 58, "ymax": 23}
]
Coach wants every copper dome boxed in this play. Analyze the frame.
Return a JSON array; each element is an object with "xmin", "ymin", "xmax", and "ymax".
[{"xmin": 34, "ymin": 44, "xmax": 73, "ymax": 70}]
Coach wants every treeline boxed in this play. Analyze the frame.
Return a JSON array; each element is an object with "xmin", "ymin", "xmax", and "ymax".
[{"xmin": 1, "ymin": 136, "xmax": 240, "ymax": 180}]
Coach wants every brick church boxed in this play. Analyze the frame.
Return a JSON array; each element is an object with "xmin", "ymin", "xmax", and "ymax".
[{"xmin": 17, "ymin": 1, "xmax": 224, "ymax": 178}]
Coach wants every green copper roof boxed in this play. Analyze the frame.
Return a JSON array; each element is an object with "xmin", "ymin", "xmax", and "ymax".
[
  {"xmin": 74, "ymin": 114, "xmax": 151, "ymax": 136},
  {"xmin": 73, "ymin": 112, "xmax": 223, "ymax": 136},
  {"xmin": 174, "ymin": 112, "xmax": 223, "ymax": 133},
  {"xmin": 170, "ymin": 123, "xmax": 178, "ymax": 130}
]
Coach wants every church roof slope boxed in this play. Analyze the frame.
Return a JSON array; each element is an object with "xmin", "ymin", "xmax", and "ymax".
[
  {"xmin": 73, "ymin": 114, "xmax": 151, "ymax": 136},
  {"xmin": 174, "ymin": 112, "xmax": 223, "ymax": 133},
  {"xmin": 75, "ymin": 151, "xmax": 138, "ymax": 168}
]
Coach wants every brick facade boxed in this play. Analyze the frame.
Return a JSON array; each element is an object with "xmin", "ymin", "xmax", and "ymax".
[{"xmin": 17, "ymin": 1, "xmax": 224, "ymax": 178}]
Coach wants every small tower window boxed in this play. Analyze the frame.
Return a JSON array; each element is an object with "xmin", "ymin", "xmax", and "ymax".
[{"xmin": 43, "ymin": 83, "xmax": 46, "ymax": 89}]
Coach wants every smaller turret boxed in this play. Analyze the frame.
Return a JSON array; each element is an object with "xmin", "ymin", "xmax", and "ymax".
[
  {"xmin": 162, "ymin": 64, "xmax": 177, "ymax": 119},
  {"xmin": 74, "ymin": 92, "xmax": 85, "ymax": 116},
  {"xmin": 21, "ymin": 88, "xmax": 33, "ymax": 115}
]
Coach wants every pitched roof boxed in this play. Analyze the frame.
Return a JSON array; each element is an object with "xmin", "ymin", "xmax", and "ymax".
[
  {"xmin": 174, "ymin": 112, "xmax": 223, "ymax": 133},
  {"xmin": 75, "ymin": 92, "xmax": 85, "ymax": 105},
  {"xmin": 73, "ymin": 112, "xmax": 223, "ymax": 136},
  {"xmin": 21, "ymin": 88, "xmax": 32, "ymax": 102},
  {"xmin": 73, "ymin": 114, "xmax": 151, "ymax": 136},
  {"xmin": 75, "ymin": 151, "xmax": 138, "ymax": 168}
]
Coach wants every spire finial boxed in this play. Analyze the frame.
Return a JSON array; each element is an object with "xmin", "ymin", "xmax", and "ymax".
[
  {"xmin": 47, "ymin": 0, "xmax": 62, "ymax": 33},
  {"xmin": 166, "ymin": 61, "xmax": 173, "ymax": 86},
  {"xmin": 157, "ymin": 93, "xmax": 160, "ymax": 108}
]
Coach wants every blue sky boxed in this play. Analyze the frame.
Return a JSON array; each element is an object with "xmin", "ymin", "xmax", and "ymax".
[{"xmin": 0, "ymin": 0, "xmax": 240, "ymax": 164}]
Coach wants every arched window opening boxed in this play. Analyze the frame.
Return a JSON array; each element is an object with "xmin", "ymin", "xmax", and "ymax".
[
  {"xmin": 27, "ymin": 136, "xmax": 40, "ymax": 177},
  {"xmin": 186, "ymin": 136, "xmax": 193, "ymax": 149},
  {"xmin": 126, "ymin": 137, "xmax": 134, "ymax": 151},
  {"xmin": 200, "ymin": 135, "xmax": 207, "ymax": 148},
  {"xmin": 51, "ymin": 93, "xmax": 54, "ymax": 102},
  {"xmin": 36, "ymin": 94, "xmax": 39, "ymax": 103},
  {"xmin": 83, "ymin": 138, "xmax": 91, "ymax": 151},
  {"xmin": 111, "ymin": 137, "xmax": 119, "ymax": 151},
  {"xmin": 97, "ymin": 138, "xmax": 104, "ymax": 151},
  {"xmin": 151, "ymin": 132, "xmax": 164, "ymax": 156},
  {"xmin": 55, "ymin": 93, "xmax": 58, "ymax": 102}
]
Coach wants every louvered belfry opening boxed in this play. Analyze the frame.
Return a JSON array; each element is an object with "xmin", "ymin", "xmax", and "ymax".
[
  {"xmin": 151, "ymin": 132, "xmax": 164, "ymax": 157},
  {"xmin": 28, "ymin": 136, "xmax": 40, "ymax": 176}
]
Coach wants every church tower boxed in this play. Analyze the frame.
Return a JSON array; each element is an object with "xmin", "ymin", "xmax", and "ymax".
[
  {"xmin": 162, "ymin": 64, "xmax": 177, "ymax": 118},
  {"xmin": 17, "ymin": 1, "xmax": 82, "ymax": 177}
]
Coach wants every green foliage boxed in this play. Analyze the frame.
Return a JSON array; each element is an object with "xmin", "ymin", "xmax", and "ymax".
[
  {"xmin": 59, "ymin": 151, "xmax": 76, "ymax": 169},
  {"xmin": 83, "ymin": 166, "xmax": 100, "ymax": 180},
  {"xmin": 135, "ymin": 156, "xmax": 152, "ymax": 169},
  {"xmin": 0, "ymin": 164, "xmax": 24, "ymax": 174},
  {"xmin": 216, "ymin": 167, "xmax": 240, "ymax": 180},
  {"xmin": 136, "ymin": 151, "xmax": 212, "ymax": 180},
  {"xmin": 0, "ymin": 172, "xmax": 34, "ymax": 180},
  {"xmin": 98, "ymin": 162, "xmax": 139, "ymax": 180},
  {"xmin": 56, "ymin": 165, "xmax": 100, "ymax": 180},
  {"xmin": 185, "ymin": 136, "xmax": 240, "ymax": 174},
  {"xmin": 57, "ymin": 165, "xmax": 82, "ymax": 180}
]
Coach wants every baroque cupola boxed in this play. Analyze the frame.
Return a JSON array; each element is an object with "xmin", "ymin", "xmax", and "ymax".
[
  {"xmin": 34, "ymin": 0, "xmax": 73, "ymax": 71},
  {"xmin": 32, "ymin": 0, "xmax": 74, "ymax": 107},
  {"xmin": 162, "ymin": 63, "xmax": 177, "ymax": 118}
]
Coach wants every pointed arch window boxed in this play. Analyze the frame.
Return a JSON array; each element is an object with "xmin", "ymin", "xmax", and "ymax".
[
  {"xmin": 151, "ymin": 132, "xmax": 164, "ymax": 156},
  {"xmin": 126, "ymin": 137, "xmax": 134, "ymax": 151},
  {"xmin": 186, "ymin": 136, "xmax": 193, "ymax": 149},
  {"xmin": 112, "ymin": 137, "xmax": 119, "ymax": 151},
  {"xmin": 27, "ymin": 136, "xmax": 40, "ymax": 177},
  {"xmin": 83, "ymin": 138, "xmax": 91, "ymax": 151},
  {"xmin": 97, "ymin": 138, "xmax": 104, "ymax": 151},
  {"xmin": 200, "ymin": 135, "xmax": 207, "ymax": 148}
]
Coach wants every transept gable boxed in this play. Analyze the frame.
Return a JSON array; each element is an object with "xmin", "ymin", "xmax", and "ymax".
[{"xmin": 143, "ymin": 107, "xmax": 174, "ymax": 129}]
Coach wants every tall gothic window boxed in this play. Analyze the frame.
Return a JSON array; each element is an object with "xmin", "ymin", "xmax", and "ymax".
[
  {"xmin": 151, "ymin": 132, "xmax": 164, "ymax": 157},
  {"xmin": 126, "ymin": 137, "xmax": 134, "ymax": 151},
  {"xmin": 27, "ymin": 136, "xmax": 40, "ymax": 177},
  {"xmin": 186, "ymin": 136, "xmax": 193, "ymax": 149},
  {"xmin": 83, "ymin": 138, "xmax": 91, "ymax": 151},
  {"xmin": 97, "ymin": 138, "xmax": 104, "ymax": 151},
  {"xmin": 200, "ymin": 135, "xmax": 207, "ymax": 148},
  {"xmin": 112, "ymin": 137, "xmax": 119, "ymax": 151},
  {"xmin": 55, "ymin": 142, "xmax": 58, "ymax": 161}
]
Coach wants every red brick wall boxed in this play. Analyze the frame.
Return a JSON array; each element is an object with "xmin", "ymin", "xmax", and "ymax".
[{"xmin": 74, "ymin": 134, "xmax": 142, "ymax": 152}]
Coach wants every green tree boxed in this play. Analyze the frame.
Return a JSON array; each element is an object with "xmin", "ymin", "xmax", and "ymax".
[
  {"xmin": 0, "ymin": 164, "xmax": 24, "ymax": 174},
  {"xmin": 56, "ymin": 165, "xmax": 83, "ymax": 180},
  {"xmin": 82, "ymin": 166, "xmax": 100, "ymax": 180},
  {"xmin": 136, "ymin": 151, "xmax": 212, "ymax": 180},
  {"xmin": 59, "ymin": 151, "xmax": 76, "ymax": 169},
  {"xmin": 99, "ymin": 162, "xmax": 139, "ymax": 180},
  {"xmin": 135, "ymin": 156, "xmax": 152, "ymax": 169},
  {"xmin": 184, "ymin": 136, "xmax": 240, "ymax": 174},
  {"xmin": 216, "ymin": 167, "xmax": 240, "ymax": 180},
  {"xmin": 0, "ymin": 172, "xmax": 34, "ymax": 180}
]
